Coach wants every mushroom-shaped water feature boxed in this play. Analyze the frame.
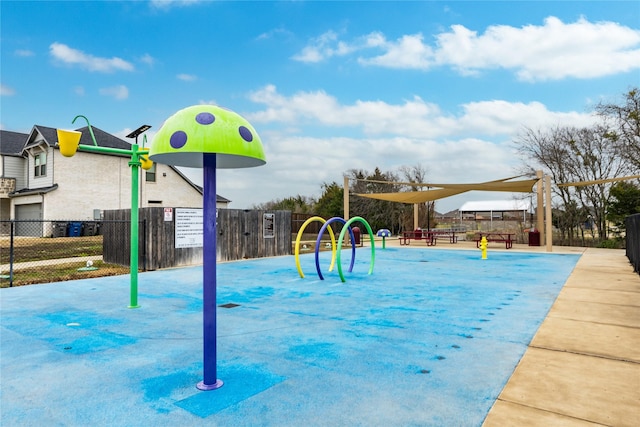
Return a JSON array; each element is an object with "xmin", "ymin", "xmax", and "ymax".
[
  {"xmin": 149, "ymin": 105, "xmax": 266, "ymax": 391},
  {"xmin": 376, "ymin": 229, "xmax": 392, "ymax": 249}
]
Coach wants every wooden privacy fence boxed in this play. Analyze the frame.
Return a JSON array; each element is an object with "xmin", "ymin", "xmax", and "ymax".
[
  {"xmin": 291, "ymin": 213, "xmax": 322, "ymax": 234},
  {"xmin": 103, "ymin": 208, "xmax": 291, "ymax": 270}
]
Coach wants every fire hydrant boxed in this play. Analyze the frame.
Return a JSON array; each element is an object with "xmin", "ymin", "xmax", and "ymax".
[{"xmin": 479, "ymin": 236, "xmax": 488, "ymax": 260}]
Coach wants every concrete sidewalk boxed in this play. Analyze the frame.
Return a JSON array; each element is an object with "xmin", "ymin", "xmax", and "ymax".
[{"xmin": 482, "ymin": 247, "xmax": 640, "ymax": 426}]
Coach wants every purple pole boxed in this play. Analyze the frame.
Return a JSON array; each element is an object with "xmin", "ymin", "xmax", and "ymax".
[{"xmin": 197, "ymin": 153, "xmax": 223, "ymax": 390}]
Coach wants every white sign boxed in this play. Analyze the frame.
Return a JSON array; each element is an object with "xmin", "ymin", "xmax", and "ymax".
[
  {"xmin": 175, "ymin": 208, "xmax": 203, "ymax": 248},
  {"xmin": 264, "ymin": 213, "xmax": 275, "ymax": 238},
  {"xmin": 164, "ymin": 208, "xmax": 173, "ymax": 222}
]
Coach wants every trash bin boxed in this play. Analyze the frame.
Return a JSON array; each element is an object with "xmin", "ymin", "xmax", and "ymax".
[
  {"xmin": 82, "ymin": 221, "xmax": 97, "ymax": 236},
  {"xmin": 68, "ymin": 222, "xmax": 82, "ymax": 237},
  {"xmin": 528, "ymin": 229, "xmax": 540, "ymax": 246},
  {"xmin": 52, "ymin": 222, "xmax": 68, "ymax": 237},
  {"xmin": 352, "ymin": 227, "xmax": 361, "ymax": 245},
  {"xmin": 414, "ymin": 228, "xmax": 423, "ymax": 240}
]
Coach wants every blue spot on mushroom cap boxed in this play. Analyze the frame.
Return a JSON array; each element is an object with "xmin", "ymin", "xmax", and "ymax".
[
  {"xmin": 239, "ymin": 126, "xmax": 253, "ymax": 142},
  {"xmin": 196, "ymin": 112, "xmax": 215, "ymax": 125},
  {"xmin": 170, "ymin": 130, "xmax": 188, "ymax": 149}
]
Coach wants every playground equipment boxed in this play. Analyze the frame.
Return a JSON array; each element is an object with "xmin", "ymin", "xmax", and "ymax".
[
  {"xmin": 376, "ymin": 229, "xmax": 392, "ymax": 249},
  {"xmin": 77, "ymin": 260, "xmax": 98, "ymax": 272},
  {"xmin": 57, "ymin": 116, "xmax": 152, "ymax": 308},
  {"xmin": 294, "ymin": 216, "xmax": 376, "ymax": 282},
  {"xmin": 479, "ymin": 236, "xmax": 488, "ymax": 259},
  {"xmin": 294, "ymin": 216, "xmax": 337, "ymax": 279},
  {"xmin": 149, "ymin": 105, "xmax": 266, "ymax": 391},
  {"xmin": 314, "ymin": 217, "xmax": 356, "ymax": 280},
  {"xmin": 336, "ymin": 217, "xmax": 375, "ymax": 282}
]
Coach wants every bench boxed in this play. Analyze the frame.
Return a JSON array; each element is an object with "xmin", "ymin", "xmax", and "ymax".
[{"xmin": 473, "ymin": 233, "xmax": 514, "ymax": 249}]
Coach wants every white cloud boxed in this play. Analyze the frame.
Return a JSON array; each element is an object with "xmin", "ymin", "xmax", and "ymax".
[
  {"xmin": 198, "ymin": 99, "xmax": 219, "ymax": 106},
  {"xmin": 99, "ymin": 85, "xmax": 129, "ymax": 100},
  {"xmin": 358, "ymin": 33, "xmax": 435, "ymax": 69},
  {"xmin": 257, "ymin": 27, "xmax": 293, "ymax": 41},
  {"xmin": 177, "ymin": 73, "xmax": 197, "ymax": 82},
  {"xmin": 140, "ymin": 53, "xmax": 156, "ymax": 66},
  {"xmin": 74, "ymin": 86, "xmax": 85, "ymax": 96},
  {"xmin": 149, "ymin": 0, "xmax": 202, "ymax": 10},
  {"xmin": 15, "ymin": 49, "xmax": 34, "ymax": 57},
  {"xmin": 295, "ymin": 16, "xmax": 640, "ymax": 80},
  {"xmin": 246, "ymin": 85, "xmax": 596, "ymax": 139},
  {"xmin": 291, "ymin": 30, "xmax": 363, "ymax": 63},
  {"xmin": 1, "ymin": 84, "xmax": 16, "ymax": 96},
  {"xmin": 49, "ymin": 42, "xmax": 134, "ymax": 73},
  {"xmin": 434, "ymin": 16, "xmax": 640, "ymax": 81}
]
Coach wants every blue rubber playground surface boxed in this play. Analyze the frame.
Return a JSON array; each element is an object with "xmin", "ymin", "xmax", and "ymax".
[{"xmin": 1, "ymin": 247, "xmax": 580, "ymax": 426}]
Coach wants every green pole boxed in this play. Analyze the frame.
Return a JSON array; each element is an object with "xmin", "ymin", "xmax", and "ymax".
[
  {"xmin": 128, "ymin": 143, "xmax": 140, "ymax": 309},
  {"xmin": 65, "ymin": 115, "xmax": 147, "ymax": 309},
  {"xmin": 76, "ymin": 143, "xmax": 144, "ymax": 308}
]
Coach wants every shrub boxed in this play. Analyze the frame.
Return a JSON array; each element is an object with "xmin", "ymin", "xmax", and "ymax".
[{"xmin": 597, "ymin": 238, "xmax": 623, "ymax": 249}]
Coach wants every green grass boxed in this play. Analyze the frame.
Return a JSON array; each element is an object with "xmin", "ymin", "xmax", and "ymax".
[
  {"xmin": 0, "ymin": 260, "xmax": 131, "ymax": 288},
  {"xmin": 0, "ymin": 236, "xmax": 103, "ymax": 263},
  {"xmin": 0, "ymin": 236, "xmax": 133, "ymax": 287}
]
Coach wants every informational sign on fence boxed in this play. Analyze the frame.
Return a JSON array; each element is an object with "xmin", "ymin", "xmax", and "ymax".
[
  {"xmin": 164, "ymin": 208, "xmax": 173, "ymax": 222},
  {"xmin": 263, "ymin": 213, "xmax": 275, "ymax": 238},
  {"xmin": 175, "ymin": 208, "xmax": 203, "ymax": 248}
]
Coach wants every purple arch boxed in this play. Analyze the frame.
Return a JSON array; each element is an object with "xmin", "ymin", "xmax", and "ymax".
[{"xmin": 315, "ymin": 217, "xmax": 356, "ymax": 280}]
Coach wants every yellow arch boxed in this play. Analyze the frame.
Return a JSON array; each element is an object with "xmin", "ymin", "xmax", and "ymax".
[{"xmin": 294, "ymin": 216, "xmax": 336, "ymax": 278}]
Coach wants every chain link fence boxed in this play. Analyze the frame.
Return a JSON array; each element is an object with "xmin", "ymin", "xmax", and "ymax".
[{"xmin": 1, "ymin": 220, "xmax": 140, "ymax": 287}]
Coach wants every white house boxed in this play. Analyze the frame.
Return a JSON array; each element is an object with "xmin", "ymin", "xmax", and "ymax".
[
  {"xmin": 1, "ymin": 124, "xmax": 230, "ymax": 234},
  {"xmin": 459, "ymin": 200, "xmax": 532, "ymax": 221}
]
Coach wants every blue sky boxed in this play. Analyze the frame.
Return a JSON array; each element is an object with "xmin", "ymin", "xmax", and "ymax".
[{"xmin": 2, "ymin": 0, "xmax": 639, "ymax": 212}]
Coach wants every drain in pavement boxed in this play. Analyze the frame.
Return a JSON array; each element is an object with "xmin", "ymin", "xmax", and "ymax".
[{"xmin": 219, "ymin": 303, "xmax": 241, "ymax": 308}]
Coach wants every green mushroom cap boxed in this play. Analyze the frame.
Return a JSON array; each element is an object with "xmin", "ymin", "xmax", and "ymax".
[{"xmin": 149, "ymin": 105, "xmax": 266, "ymax": 169}]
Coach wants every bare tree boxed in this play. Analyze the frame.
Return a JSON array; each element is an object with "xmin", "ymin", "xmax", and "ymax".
[
  {"xmin": 594, "ymin": 87, "xmax": 640, "ymax": 172},
  {"xmin": 563, "ymin": 125, "xmax": 630, "ymax": 240},
  {"xmin": 516, "ymin": 123, "xmax": 628, "ymax": 243},
  {"xmin": 398, "ymin": 164, "xmax": 434, "ymax": 230},
  {"xmin": 516, "ymin": 126, "xmax": 582, "ymax": 244}
]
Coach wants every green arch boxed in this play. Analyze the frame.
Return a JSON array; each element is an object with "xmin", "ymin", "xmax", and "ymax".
[{"xmin": 336, "ymin": 217, "xmax": 376, "ymax": 282}]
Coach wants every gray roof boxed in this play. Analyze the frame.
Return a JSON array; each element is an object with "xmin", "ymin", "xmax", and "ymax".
[
  {"xmin": 73, "ymin": 126, "xmax": 132, "ymax": 150},
  {"xmin": 33, "ymin": 125, "xmax": 59, "ymax": 146},
  {"xmin": 1, "ymin": 125, "xmax": 132, "ymax": 155},
  {"xmin": 0, "ymin": 130, "xmax": 29, "ymax": 155}
]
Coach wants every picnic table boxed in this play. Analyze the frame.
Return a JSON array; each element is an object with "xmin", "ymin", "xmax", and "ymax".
[
  {"xmin": 472, "ymin": 232, "xmax": 515, "ymax": 249},
  {"xmin": 400, "ymin": 230, "xmax": 435, "ymax": 246},
  {"xmin": 399, "ymin": 230, "xmax": 458, "ymax": 246},
  {"xmin": 430, "ymin": 230, "xmax": 458, "ymax": 244}
]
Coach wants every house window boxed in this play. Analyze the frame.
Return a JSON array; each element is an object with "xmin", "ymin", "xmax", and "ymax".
[
  {"xmin": 145, "ymin": 163, "xmax": 156, "ymax": 182},
  {"xmin": 34, "ymin": 153, "xmax": 47, "ymax": 177}
]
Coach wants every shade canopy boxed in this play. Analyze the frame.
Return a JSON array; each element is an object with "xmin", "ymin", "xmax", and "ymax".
[
  {"xmin": 149, "ymin": 105, "xmax": 266, "ymax": 169},
  {"xmin": 356, "ymin": 177, "xmax": 538, "ymax": 204},
  {"xmin": 558, "ymin": 174, "xmax": 640, "ymax": 187}
]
